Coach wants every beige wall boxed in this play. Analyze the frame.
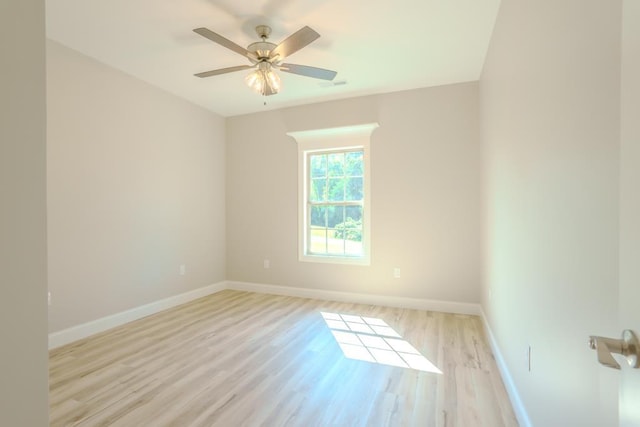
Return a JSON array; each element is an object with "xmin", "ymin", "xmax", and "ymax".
[
  {"xmin": 0, "ymin": 0, "xmax": 49, "ymax": 425},
  {"xmin": 480, "ymin": 1, "xmax": 621, "ymax": 425},
  {"xmin": 47, "ymin": 41, "xmax": 226, "ymax": 332},
  {"xmin": 226, "ymin": 83, "xmax": 482, "ymax": 303}
]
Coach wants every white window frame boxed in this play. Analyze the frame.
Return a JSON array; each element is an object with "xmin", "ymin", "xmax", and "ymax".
[{"xmin": 288, "ymin": 123, "xmax": 378, "ymax": 266}]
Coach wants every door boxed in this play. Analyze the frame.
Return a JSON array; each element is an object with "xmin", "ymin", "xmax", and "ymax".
[{"xmin": 619, "ymin": 1, "xmax": 640, "ymax": 425}]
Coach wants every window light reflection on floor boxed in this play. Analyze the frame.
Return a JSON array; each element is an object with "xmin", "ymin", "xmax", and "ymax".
[{"xmin": 321, "ymin": 312, "xmax": 442, "ymax": 374}]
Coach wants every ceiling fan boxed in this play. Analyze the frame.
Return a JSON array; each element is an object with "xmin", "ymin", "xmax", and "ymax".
[{"xmin": 193, "ymin": 24, "xmax": 337, "ymax": 96}]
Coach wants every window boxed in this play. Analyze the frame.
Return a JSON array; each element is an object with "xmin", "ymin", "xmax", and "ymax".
[
  {"xmin": 308, "ymin": 149, "xmax": 364, "ymax": 257},
  {"xmin": 288, "ymin": 123, "xmax": 378, "ymax": 265}
]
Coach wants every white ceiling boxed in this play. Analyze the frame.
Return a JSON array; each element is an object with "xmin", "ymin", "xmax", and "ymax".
[{"xmin": 46, "ymin": 0, "xmax": 501, "ymax": 117}]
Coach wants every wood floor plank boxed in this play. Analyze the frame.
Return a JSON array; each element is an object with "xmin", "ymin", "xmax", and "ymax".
[{"xmin": 50, "ymin": 290, "xmax": 518, "ymax": 426}]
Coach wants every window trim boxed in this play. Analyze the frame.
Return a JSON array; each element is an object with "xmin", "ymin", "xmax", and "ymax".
[{"xmin": 288, "ymin": 123, "xmax": 378, "ymax": 266}]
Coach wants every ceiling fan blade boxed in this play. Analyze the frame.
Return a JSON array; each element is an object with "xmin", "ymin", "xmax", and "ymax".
[
  {"xmin": 270, "ymin": 26, "xmax": 320, "ymax": 60},
  {"xmin": 279, "ymin": 63, "xmax": 337, "ymax": 81},
  {"xmin": 194, "ymin": 65, "xmax": 254, "ymax": 78},
  {"xmin": 193, "ymin": 27, "xmax": 255, "ymax": 60}
]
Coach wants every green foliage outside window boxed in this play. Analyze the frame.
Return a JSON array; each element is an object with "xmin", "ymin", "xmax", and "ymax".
[{"xmin": 334, "ymin": 217, "xmax": 363, "ymax": 242}]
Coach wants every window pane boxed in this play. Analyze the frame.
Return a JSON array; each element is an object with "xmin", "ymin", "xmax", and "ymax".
[
  {"xmin": 345, "ymin": 177, "xmax": 363, "ymax": 201},
  {"xmin": 333, "ymin": 206, "xmax": 351, "ymax": 256},
  {"xmin": 345, "ymin": 239, "xmax": 363, "ymax": 256},
  {"xmin": 328, "ymin": 206, "xmax": 345, "ymax": 256},
  {"xmin": 327, "ymin": 205, "xmax": 344, "ymax": 228},
  {"xmin": 343, "ymin": 205, "xmax": 363, "ymax": 256},
  {"xmin": 310, "ymin": 206, "xmax": 327, "ymax": 228},
  {"xmin": 328, "ymin": 153, "xmax": 344, "ymax": 177},
  {"xmin": 345, "ymin": 206, "xmax": 363, "ymax": 224},
  {"xmin": 328, "ymin": 178, "xmax": 345, "ymax": 202},
  {"xmin": 345, "ymin": 151, "xmax": 363, "ymax": 176},
  {"xmin": 310, "ymin": 154, "xmax": 327, "ymax": 178},
  {"xmin": 310, "ymin": 205, "xmax": 327, "ymax": 254},
  {"xmin": 327, "ymin": 232, "xmax": 346, "ymax": 256},
  {"xmin": 309, "ymin": 227, "xmax": 327, "ymax": 254},
  {"xmin": 310, "ymin": 178, "xmax": 326, "ymax": 202}
]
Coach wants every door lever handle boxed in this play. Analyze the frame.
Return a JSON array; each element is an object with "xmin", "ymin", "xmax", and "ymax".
[{"xmin": 588, "ymin": 329, "xmax": 639, "ymax": 369}]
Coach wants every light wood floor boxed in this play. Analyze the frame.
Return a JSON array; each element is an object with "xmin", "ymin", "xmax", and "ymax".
[{"xmin": 49, "ymin": 290, "xmax": 518, "ymax": 427}]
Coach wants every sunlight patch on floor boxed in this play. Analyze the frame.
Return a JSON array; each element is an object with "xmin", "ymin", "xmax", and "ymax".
[{"xmin": 321, "ymin": 312, "xmax": 442, "ymax": 374}]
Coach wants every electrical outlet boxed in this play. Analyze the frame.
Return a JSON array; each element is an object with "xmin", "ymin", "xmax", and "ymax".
[
  {"xmin": 264, "ymin": 259, "xmax": 270, "ymax": 269},
  {"xmin": 179, "ymin": 264, "xmax": 186, "ymax": 276},
  {"xmin": 393, "ymin": 267, "xmax": 401, "ymax": 278}
]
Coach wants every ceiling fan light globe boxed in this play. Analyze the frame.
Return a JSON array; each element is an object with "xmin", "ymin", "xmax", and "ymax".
[
  {"xmin": 267, "ymin": 70, "xmax": 281, "ymax": 92},
  {"xmin": 245, "ymin": 71, "xmax": 265, "ymax": 94}
]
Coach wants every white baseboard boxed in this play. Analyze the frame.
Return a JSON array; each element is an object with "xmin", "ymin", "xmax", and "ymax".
[
  {"xmin": 226, "ymin": 281, "xmax": 481, "ymax": 316},
  {"xmin": 49, "ymin": 280, "xmax": 481, "ymax": 350},
  {"xmin": 48, "ymin": 281, "xmax": 227, "ymax": 350},
  {"xmin": 480, "ymin": 309, "xmax": 532, "ymax": 427}
]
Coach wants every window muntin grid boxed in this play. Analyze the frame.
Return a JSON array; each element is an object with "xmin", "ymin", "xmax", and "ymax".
[{"xmin": 306, "ymin": 149, "xmax": 364, "ymax": 258}]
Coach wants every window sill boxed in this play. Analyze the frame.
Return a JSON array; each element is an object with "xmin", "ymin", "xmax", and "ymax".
[{"xmin": 299, "ymin": 254, "xmax": 370, "ymax": 266}]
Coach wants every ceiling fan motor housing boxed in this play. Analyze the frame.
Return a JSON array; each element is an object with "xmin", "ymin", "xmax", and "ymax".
[{"xmin": 247, "ymin": 41, "xmax": 277, "ymax": 62}]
